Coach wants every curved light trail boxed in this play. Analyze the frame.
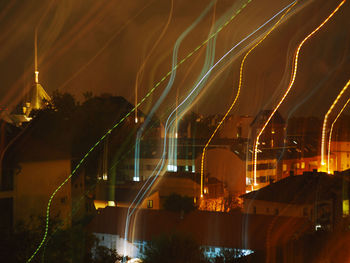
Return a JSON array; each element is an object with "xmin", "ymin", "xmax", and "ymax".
[
  {"xmin": 321, "ymin": 76, "xmax": 350, "ymax": 168},
  {"xmin": 327, "ymin": 80, "xmax": 350, "ymax": 174},
  {"xmin": 123, "ymin": 3, "xmax": 309, "ymax": 260},
  {"xmin": 134, "ymin": 0, "xmax": 174, "ymax": 123},
  {"xmin": 200, "ymin": 0, "xmax": 298, "ymax": 198},
  {"xmin": 134, "ymin": 0, "xmax": 215, "ymax": 182},
  {"xmin": 27, "ymin": 1, "xmax": 253, "ymax": 262},
  {"xmin": 253, "ymin": 0, "xmax": 346, "ymax": 188}
]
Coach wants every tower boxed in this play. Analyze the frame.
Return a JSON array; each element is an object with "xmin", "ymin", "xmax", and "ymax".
[{"xmin": 8, "ymin": 29, "xmax": 51, "ymax": 126}]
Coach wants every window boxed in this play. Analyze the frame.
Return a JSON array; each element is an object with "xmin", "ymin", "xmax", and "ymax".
[
  {"xmin": 266, "ymin": 207, "xmax": 270, "ymax": 213},
  {"xmin": 283, "ymin": 164, "xmax": 287, "ymax": 172},
  {"xmin": 60, "ymin": 197, "xmax": 67, "ymax": 204},
  {"xmin": 303, "ymin": 207, "xmax": 308, "ymax": 216},
  {"xmin": 237, "ymin": 126, "xmax": 242, "ymax": 138},
  {"xmin": 274, "ymin": 208, "xmax": 279, "ymax": 215},
  {"xmin": 253, "ymin": 206, "xmax": 256, "ymax": 214},
  {"xmin": 301, "ymin": 162, "xmax": 305, "ymax": 169},
  {"xmin": 147, "ymin": 200, "xmax": 153, "ymax": 208},
  {"xmin": 259, "ymin": 176, "xmax": 267, "ymax": 183}
]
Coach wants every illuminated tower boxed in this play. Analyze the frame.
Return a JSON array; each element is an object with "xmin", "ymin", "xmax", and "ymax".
[
  {"xmin": 10, "ymin": 30, "xmax": 51, "ymax": 126},
  {"xmin": 24, "ymin": 29, "xmax": 51, "ymax": 116}
]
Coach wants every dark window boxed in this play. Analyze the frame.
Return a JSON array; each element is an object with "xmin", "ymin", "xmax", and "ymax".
[
  {"xmin": 253, "ymin": 206, "xmax": 257, "ymax": 214},
  {"xmin": 60, "ymin": 197, "xmax": 67, "ymax": 204},
  {"xmin": 247, "ymin": 163, "xmax": 276, "ymax": 171},
  {"xmin": 259, "ymin": 176, "xmax": 267, "ymax": 183},
  {"xmin": 275, "ymin": 208, "xmax": 279, "ymax": 215},
  {"xmin": 303, "ymin": 207, "xmax": 308, "ymax": 216}
]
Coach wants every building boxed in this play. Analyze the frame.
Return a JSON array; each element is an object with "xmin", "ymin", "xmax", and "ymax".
[
  {"xmin": 218, "ymin": 115, "xmax": 253, "ymax": 139},
  {"xmin": 94, "ymin": 171, "xmax": 201, "ymax": 211},
  {"xmin": 241, "ymin": 171, "xmax": 347, "ymax": 231},
  {"xmin": 88, "ymin": 206, "xmax": 311, "ymax": 261},
  {"xmin": 0, "ymin": 135, "xmax": 74, "ymax": 228}
]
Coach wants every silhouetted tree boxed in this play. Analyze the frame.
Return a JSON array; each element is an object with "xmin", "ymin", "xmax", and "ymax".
[
  {"xmin": 163, "ymin": 193, "xmax": 196, "ymax": 213},
  {"xmin": 142, "ymin": 233, "xmax": 209, "ymax": 263}
]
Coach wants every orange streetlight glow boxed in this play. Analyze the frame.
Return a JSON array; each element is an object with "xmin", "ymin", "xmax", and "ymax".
[{"xmin": 253, "ymin": 0, "xmax": 346, "ymax": 188}]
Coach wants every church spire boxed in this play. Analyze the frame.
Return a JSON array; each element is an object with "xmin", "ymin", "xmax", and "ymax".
[{"xmin": 34, "ymin": 28, "xmax": 39, "ymax": 84}]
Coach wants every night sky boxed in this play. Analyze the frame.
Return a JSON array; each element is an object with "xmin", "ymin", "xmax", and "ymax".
[{"xmin": 1, "ymin": 0, "xmax": 350, "ymax": 123}]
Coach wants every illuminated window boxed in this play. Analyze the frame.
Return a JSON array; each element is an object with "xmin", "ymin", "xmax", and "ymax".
[
  {"xmin": 167, "ymin": 164, "xmax": 177, "ymax": 172},
  {"xmin": 107, "ymin": 201, "xmax": 116, "ymax": 207},
  {"xmin": 301, "ymin": 162, "xmax": 305, "ymax": 169},
  {"xmin": 343, "ymin": 200, "xmax": 349, "ymax": 216},
  {"xmin": 147, "ymin": 200, "xmax": 153, "ymax": 208},
  {"xmin": 204, "ymin": 187, "xmax": 208, "ymax": 194},
  {"xmin": 237, "ymin": 126, "xmax": 242, "ymax": 138},
  {"xmin": 283, "ymin": 164, "xmax": 287, "ymax": 172}
]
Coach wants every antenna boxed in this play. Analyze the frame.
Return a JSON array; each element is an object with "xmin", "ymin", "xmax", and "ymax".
[{"xmin": 34, "ymin": 28, "xmax": 39, "ymax": 84}]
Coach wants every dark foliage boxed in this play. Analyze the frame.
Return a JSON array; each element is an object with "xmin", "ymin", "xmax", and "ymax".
[
  {"xmin": 142, "ymin": 233, "xmax": 209, "ymax": 263},
  {"xmin": 0, "ymin": 216, "xmax": 122, "ymax": 263},
  {"xmin": 163, "ymin": 193, "xmax": 196, "ymax": 213}
]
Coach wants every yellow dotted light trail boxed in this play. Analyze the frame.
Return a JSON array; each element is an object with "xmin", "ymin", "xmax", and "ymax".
[
  {"xmin": 200, "ymin": 0, "xmax": 298, "ymax": 197},
  {"xmin": 321, "ymin": 78, "xmax": 350, "ymax": 168},
  {"xmin": 327, "ymin": 80, "xmax": 350, "ymax": 174},
  {"xmin": 253, "ymin": 0, "xmax": 346, "ymax": 188}
]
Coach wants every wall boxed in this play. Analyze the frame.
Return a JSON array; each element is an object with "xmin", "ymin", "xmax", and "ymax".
[
  {"xmin": 14, "ymin": 159, "xmax": 72, "ymax": 227},
  {"xmin": 243, "ymin": 199, "xmax": 313, "ymax": 220}
]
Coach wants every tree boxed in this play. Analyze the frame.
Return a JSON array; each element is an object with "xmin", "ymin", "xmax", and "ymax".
[
  {"xmin": 93, "ymin": 246, "xmax": 122, "ymax": 263},
  {"xmin": 163, "ymin": 193, "xmax": 196, "ymax": 213},
  {"xmin": 212, "ymin": 248, "xmax": 250, "ymax": 263},
  {"xmin": 142, "ymin": 233, "xmax": 209, "ymax": 263},
  {"xmin": 0, "ymin": 216, "xmax": 122, "ymax": 263}
]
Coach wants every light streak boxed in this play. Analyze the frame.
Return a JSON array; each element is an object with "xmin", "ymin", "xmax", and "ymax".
[
  {"xmin": 123, "ymin": 3, "xmax": 309, "ymax": 260},
  {"xmin": 276, "ymin": 63, "xmax": 343, "ymax": 163},
  {"xmin": 133, "ymin": 0, "xmax": 215, "ymax": 183},
  {"xmin": 327, "ymin": 80, "xmax": 350, "ymax": 174},
  {"xmin": 28, "ymin": 1, "xmax": 254, "ymax": 262},
  {"xmin": 168, "ymin": 1, "xmax": 219, "ymax": 176},
  {"xmin": 134, "ymin": 0, "xmax": 174, "ymax": 123},
  {"xmin": 321, "ymin": 78, "xmax": 350, "ymax": 168},
  {"xmin": 253, "ymin": 0, "xmax": 346, "ymax": 188},
  {"xmin": 200, "ymin": 0, "xmax": 298, "ymax": 197}
]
